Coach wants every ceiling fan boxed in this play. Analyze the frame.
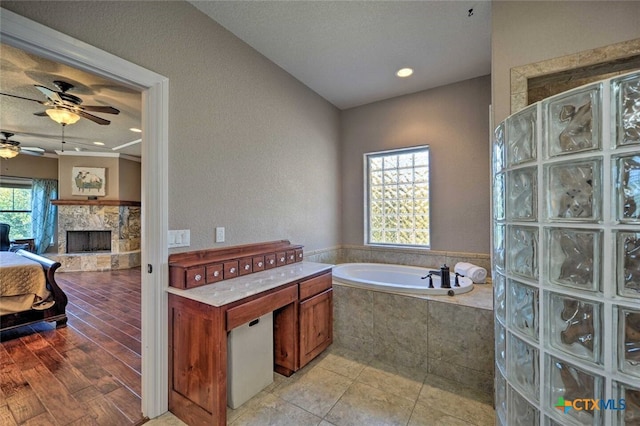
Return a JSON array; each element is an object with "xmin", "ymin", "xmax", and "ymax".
[
  {"xmin": 0, "ymin": 132, "xmax": 45, "ymax": 159},
  {"xmin": 0, "ymin": 80, "xmax": 120, "ymax": 125}
]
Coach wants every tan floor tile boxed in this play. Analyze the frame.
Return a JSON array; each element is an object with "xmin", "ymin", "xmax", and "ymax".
[
  {"xmin": 356, "ymin": 364, "xmax": 422, "ymax": 403},
  {"xmin": 273, "ymin": 366, "xmax": 352, "ymax": 417},
  {"xmin": 230, "ymin": 393, "xmax": 322, "ymax": 426},
  {"xmin": 227, "ymin": 390, "xmax": 273, "ymax": 424},
  {"xmin": 325, "ymin": 381, "xmax": 414, "ymax": 426},
  {"xmin": 408, "ymin": 403, "xmax": 472, "ymax": 426},
  {"xmin": 418, "ymin": 381, "xmax": 495, "ymax": 425},
  {"xmin": 315, "ymin": 346, "xmax": 370, "ymax": 379},
  {"xmin": 145, "ymin": 411, "xmax": 187, "ymax": 425}
]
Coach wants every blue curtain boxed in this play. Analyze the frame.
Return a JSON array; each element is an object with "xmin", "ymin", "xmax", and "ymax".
[{"xmin": 31, "ymin": 179, "xmax": 58, "ymax": 254}]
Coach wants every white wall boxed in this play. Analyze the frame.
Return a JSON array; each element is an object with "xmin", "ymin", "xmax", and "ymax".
[
  {"xmin": 3, "ymin": 1, "xmax": 342, "ymax": 252},
  {"xmin": 492, "ymin": 0, "xmax": 640, "ymax": 125},
  {"xmin": 341, "ymin": 76, "xmax": 492, "ymax": 253}
]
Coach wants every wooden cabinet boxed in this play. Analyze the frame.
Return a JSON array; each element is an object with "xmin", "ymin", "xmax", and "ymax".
[{"xmin": 298, "ymin": 273, "xmax": 333, "ymax": 369}]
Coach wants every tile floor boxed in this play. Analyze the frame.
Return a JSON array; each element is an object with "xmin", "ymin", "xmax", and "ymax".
[{"xmin": 147, "ymin": 345, "xmax": 495, "ymax": 425}]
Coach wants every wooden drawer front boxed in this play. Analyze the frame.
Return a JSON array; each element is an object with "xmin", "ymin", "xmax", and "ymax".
[
  {"xmin": 299, "ymin": 272, "xmax": 332, "ymax": 301},
  {"xmin": 226, "ymin": 285, "xmax": 298, "ymax": 331},
  {"xmin": 264, "ymin": 254, "xmax": 277, "ymax": 269},
  {"xmin": 206, "ymin": 264, "xmax": 223, "ymax": 283},
  {"xmin": 253, "ymin": 256, "xmax": 265, "ymax": 272},
  {"xmin": 295, "ymin": 249, "xmax": 303, "ymax": 262},
  {"xmin": 185, "ymin": 267, "xmax": 206, "ymax": 289},
  {"xmin": 276, "ymin": 252, "xmax": 287, "ymax": 267},
  {"xmin": 239, "ymin": 257, "xmax": 253, "ymax": 276},
  {"xmin": 224, "ymin": 261, "xmax": 239, "ymax": 279},
  {"xmin": 286, "ymin": 250, "xmax": 296, "ymax": 264}
]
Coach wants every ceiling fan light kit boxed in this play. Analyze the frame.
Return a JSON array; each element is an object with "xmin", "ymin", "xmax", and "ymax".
[
  {"xmin": 0, "ymin": 145, "xmax": 19, "ymax": 159},
  {"xmin": 45, "ymin": 108, "xmax": 81, "ymax": 125}
]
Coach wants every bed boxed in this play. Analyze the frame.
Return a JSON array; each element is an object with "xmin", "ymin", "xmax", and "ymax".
[{"xmin": 0, "ymin": 249, "xmax": 68, "ymax": 332}]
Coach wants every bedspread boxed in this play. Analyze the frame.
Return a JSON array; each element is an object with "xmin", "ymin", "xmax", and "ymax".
[{"xmin": 0, "ymin": 252, "xmax": 51, "ymax": 314}]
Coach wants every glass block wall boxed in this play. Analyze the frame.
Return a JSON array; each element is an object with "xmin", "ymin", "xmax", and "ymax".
[{"xmin": 493, "ymin": 70, "xmax": 640, "ymax": 425}]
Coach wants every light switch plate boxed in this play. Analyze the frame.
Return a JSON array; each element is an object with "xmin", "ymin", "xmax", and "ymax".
[
  {"xmin": 215, "ymin": 227, "xmax": 225, "ymax": 243},
  {"xmin": 168, "ymin": 229, "xmax": 190, "ymax": 248}
]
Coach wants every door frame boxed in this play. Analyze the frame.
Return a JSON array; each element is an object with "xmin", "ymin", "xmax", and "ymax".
[{"xmin": 1, "ymin": 9, "xmax": 170, "ymax": 418}]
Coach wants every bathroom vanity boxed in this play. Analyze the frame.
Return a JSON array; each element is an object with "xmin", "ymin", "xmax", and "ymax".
[{"xmin": 167, "ymin": 241, "xmax": 333, "ymax": 426}]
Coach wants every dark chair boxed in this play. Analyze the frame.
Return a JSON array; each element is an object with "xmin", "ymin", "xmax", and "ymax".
[{"xmin": 0, "ymin": 223, "xmax": 10, "ymax": 251}]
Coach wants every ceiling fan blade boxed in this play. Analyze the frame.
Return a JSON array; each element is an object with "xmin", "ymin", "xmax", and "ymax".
[
  {"xmin": 77, "ymin": 109, "xmax": 111, "ymax": 125},
  {"xmin": 81, "ymin": 105, "xmax": 120, "ymax": 114},
  {"xmin": 34, "ymin": 85, "xmax": 63, "ymax": 103},
  {"xmin": 0, "ymin": 92, "xmax": 46, "ymax": 104},
  {"xmin": 33, "ymin": 111, "xmax": 48, "ymax": 116}
]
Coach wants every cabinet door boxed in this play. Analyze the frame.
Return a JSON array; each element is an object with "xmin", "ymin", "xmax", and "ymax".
[{"xmin": 299, "ymin": 288, "xmax": 333, "ymax": 368}]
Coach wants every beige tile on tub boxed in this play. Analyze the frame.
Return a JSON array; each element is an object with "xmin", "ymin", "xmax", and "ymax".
[{"xmin": 325, "ymin": 381, "xmax": 414, "ymax": 426}]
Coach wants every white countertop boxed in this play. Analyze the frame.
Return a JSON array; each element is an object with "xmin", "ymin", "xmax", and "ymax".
[{"xmin": 166, "ymin": 261, "xmax": 334, "ymax": 307}]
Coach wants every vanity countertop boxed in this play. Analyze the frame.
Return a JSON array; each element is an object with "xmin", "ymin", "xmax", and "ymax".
[{"xmin": 166, "ymin": 261, "xmax": 333, "ymax": 307}]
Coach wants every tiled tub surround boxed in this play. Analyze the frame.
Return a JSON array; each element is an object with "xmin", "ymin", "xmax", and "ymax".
[
  {"xmin": 51, "ymin": 202, "xmax": 141, "ymax": 271},
  {"xmin": 332, "ymin": 282, "xmax": 494, "ymax": 399}
]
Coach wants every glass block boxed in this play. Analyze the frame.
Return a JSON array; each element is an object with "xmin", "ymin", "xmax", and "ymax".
[
  {"xmin": 544, "ymin": 418, "xmax": 564, "ymax": 426},
  {"xmin": 494, "ymin": 172, "xmax": 506, "ymax": 221},
  {"xmin": 546, "ymin": 228, "xmax": 602, "ymax": 292},
  {"xmin": 496, "ymin": 371, "xmax": 507, "ymax": 424},
  {"xmin": 508, "ymin": 225, "xmax": 539, "ymax": 280},
  {"xmin": 612, "ymin": 72, "xmax": 640, "ymax": 147},
  {"xmin": 508, "ymin": 279, "xmax": 539, "ymax": 341},
  {"xmin": 494, "ymin": 224, "xmax": 506, "ymax": 272},
  {"xmin": 495, "ymin": 272, "xmax": 506, "ymax": 324},
  {"xmin": 546, "ymin": 159, "xmax": 601, "ymax": 222},
  {"xmin": 496, "ymin": 319, "xmax": 506, "ymax": 374},
  {"xmin": 508, "ymin": 333, "xmax": 539, "ymax": 401},
  {"xmin": 507, "ymin": 104, "xmax": 537, "ymax": 166},
  {"xmin": 618, "ymin": 307, "xmax": 640, "ymax": 378},
  {"xmin": 494, "ymin": 122, "xmax": 506, "ymax": 173},
  {"xmin": 509, "ymin": 385, "xmax": 539, "ymax": 425},
  {"xmin": 545, "ymin": 85, "xmax": 601, "ymax": 157},
  {"xmin": 616, "ymin": 231, "xmax": 640, "ymax": 298},
  {"xmin": 615, "ymin": 155, "xmax": 640, "ymax": 223},
  {"xmin": 547, "ymin": 356, "xmax": 603, "ymax": 425},
  {"xmin": 615, "ymin": 381, "xmax": 640, "ymax": 425},
  {"xmin": 507, "ymin": 167, "xmax": 537, "ymax": 221},
  {"xmin": 548, "ymin": 293, "xmax": 601, "ymax": 364}
]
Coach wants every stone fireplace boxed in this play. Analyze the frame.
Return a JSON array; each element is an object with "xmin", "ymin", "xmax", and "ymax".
[{"xmin": 51, "ymin": 200, "xmax": 141, "ymax": 271}]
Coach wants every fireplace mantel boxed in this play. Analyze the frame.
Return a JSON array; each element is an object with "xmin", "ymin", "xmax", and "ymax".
[{"xmin": 52, "ymin": 199, "xmax": 141, "ymax": 207}]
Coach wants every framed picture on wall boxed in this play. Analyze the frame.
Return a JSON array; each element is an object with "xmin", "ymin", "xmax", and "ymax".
[{"xmin": 72, "ymin": 167, "xmax": 106, "ymax": 196}]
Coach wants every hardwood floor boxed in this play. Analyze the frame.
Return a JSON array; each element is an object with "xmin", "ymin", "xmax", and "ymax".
[{"xmin": 0, "ymin": 268, "xmax": 144, "ymax": 425}]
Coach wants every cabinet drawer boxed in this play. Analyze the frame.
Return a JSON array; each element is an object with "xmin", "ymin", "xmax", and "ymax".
[
  {"xmin": 295, "ymin": 249, "xmax": 303, "ymax": 262},
  {"xmin": 253, "ymin": 256, "xmax": 265, "ymax": 272},
  {"xmin": 226, "ymin": 285, "xmax": 298, "ymax": 331},
  {"xmin": 239, "ymin": 257, "xmax": 253, "ymax": 276},
  {"xmin": 299, "ymin": 272, "xmax": 332, "ymax": 301},
  {"xmin": 184, "ymin": 267, "xmax": 206, "ymax": 289},
  {"xmin": 264, "ymin": 253, "xmax": 277, "ymax": 269},
  {"xmin": 276, "ymin": 252, "xmax": 287, "ymax": 267},
  {"xmin": 224, "ymin": 261, "xmax": 239, "ymax": 279},
  {"xmin": 286, "ymin": 250, "xmax": 296, "ymax": 264},
  {"xmin": 206, "ymin": 263, "xmax": 223, "ymax": 283}
]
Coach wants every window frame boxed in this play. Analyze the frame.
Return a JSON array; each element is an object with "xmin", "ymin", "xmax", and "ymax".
[
  {"xmin": 363, "ymin": 145, "xmax": 431, "ymax": 249},
  {"xmin": 0, "ymin": 177, "xmax": 33, "ymax": 240}
]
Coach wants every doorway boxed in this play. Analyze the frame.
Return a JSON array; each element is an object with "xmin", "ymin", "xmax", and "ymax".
[{"xmin": 0, "ymin": 8, "xmax": 170, "ymax": 418}]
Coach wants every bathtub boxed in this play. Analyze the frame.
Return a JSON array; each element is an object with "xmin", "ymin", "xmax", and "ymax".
[{"xmin": 332, "ymin": 263, "xmax": 473, "ymax": 296}]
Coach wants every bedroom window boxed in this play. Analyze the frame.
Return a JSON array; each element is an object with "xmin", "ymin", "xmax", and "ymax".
[
  {"xmin": 0, "ymin": 178, "xmax": 32, "ymax": 240},
  {"xmin": 365, "ymin": 146, "xmax": 430, "ymax": 247}
]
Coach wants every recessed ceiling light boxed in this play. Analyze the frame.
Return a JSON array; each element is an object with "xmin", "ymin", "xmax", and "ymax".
[
  {"xmin": 396, "ymin": 68, "xmax": 414, "ymax": 78},
  {"xmin": 130, "ymin": 128, "xmax": 142, "ymax": 133},
  {"xmin": 93, "ymin": 141, "xmax": 105, "ymax": 146}
]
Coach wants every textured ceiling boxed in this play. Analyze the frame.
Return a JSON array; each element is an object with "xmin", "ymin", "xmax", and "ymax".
[
  {"xmin": 0, "ymin": 43, "xmax": 142, "ymax": 157},
  {"xmin": 190, "ymin": 0, "xmax": 492, "ymax": 109}
]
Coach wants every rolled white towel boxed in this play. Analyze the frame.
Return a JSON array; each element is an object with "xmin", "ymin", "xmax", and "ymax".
[{"xmin": 454, "ymin": 262, "xmax": 487, "ymax": 284}]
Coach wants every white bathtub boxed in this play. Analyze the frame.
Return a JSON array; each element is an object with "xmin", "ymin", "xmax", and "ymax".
[{"xmin": 332, "ymin": 263, "xmax": 474, "ymax": 296}]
